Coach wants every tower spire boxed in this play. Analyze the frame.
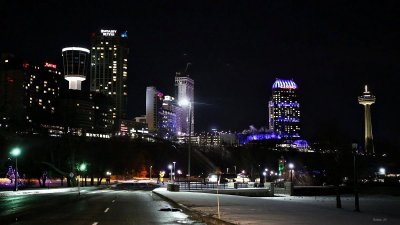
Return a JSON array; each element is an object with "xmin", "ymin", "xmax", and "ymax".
[{"xmin": 358, "ymin": 85, "xmax": 376, "ymax": 154}]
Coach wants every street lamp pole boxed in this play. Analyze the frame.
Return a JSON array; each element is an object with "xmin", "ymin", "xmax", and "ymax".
[
  {"xmin": 150, "ymin": 166, "xmax": 152, "ymax": 180},
  {"xmin": 352, "ymin": 143, "xmax": 360, "ymax": 212},
  {"xmin": 173, "ymin": 162, "xmax": 176, "ymax": 182},
  {"xmin": 10, "ymin": 148, "xmax": 21, "ymax": 192},
  {"xmin": 288, "ymin": 163, "xmax": 294, "ymax": 183},
  {"xmin": 188, "ymin": 103, "xmax": 192, "ymax": 178},
  {"xmin": 168, "ymin": 164, "xmax": 173, "ymax": 182}
]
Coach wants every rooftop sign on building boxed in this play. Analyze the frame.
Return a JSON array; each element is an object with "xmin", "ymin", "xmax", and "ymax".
[{"xmin": 100, "ymin": 29, "xmax": 117, "ymax": 37}]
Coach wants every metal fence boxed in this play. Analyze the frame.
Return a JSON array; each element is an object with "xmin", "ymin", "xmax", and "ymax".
[{"xmin": 176, "ymin": 181, "xmax": 227, "ymax": 191}]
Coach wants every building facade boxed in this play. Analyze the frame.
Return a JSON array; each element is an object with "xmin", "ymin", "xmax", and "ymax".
[
  {"xmin": 0, "ymin": 53, "xmax": 26, "ymax": 130},
  {"xmin": 175, "ymin": 73, "xmax": 194, "ymax": 136},
  {"xmin": 268, "ymin": 78, "xmax": 300, "ymax": 139},
  {"xmin": 90, "ymin": 29, "xmax": 129, "ymax": 123},
  {"xmin": 145, "ymin": 86, "xmax": 163, "ymax": 133}
]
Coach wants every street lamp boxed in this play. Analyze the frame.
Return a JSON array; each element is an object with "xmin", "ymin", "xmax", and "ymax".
[
  {"xmin": 173, "ymin": 162, "xmax": 176, "ymax": 181},
  {"xmin": 10, "ymin": 147, "xmax": 21, "ymax": 191},
  {"xmin": 168, "ymin": 164, "xmax": 173, "ymax": 182},
  {"xmin": 177, "ymin": 169, "xmax": 182, "ymax": 182},
  {"xmin": 178, "ymin": 99, "xmax": 192, "ymax": 178},
  {"xmin": 106, "ymin": 171, "xmax": 111, "ymax": 185},
  {"xmin": 379, "ymin": 167, "xmax": 386, "ymax": 175},
  {"xmin": 264, "ymin": 168, "xmax": 268, "ymax": 182},
  {"xmin": 262, "ymin": 172, "xmax": 266, "ymax": 183},
  {"xmin": 288, "ymin": 163, "xmax": 294, "ymax": 183},
  {"xmin": 352, "ymin": 143, "xmax": 360, "ymax": 212}
]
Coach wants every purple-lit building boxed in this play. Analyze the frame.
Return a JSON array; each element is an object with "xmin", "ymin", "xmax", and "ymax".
[
  {"xmin": 146, "ymin": 86, "xmax": 178, "ymax": 140},
  {"xmin": 268, "ymin": 78, "xmax": 301, "ymax": 138}
]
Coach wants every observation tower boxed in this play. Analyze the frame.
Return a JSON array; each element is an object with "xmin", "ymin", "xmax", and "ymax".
[
  {"xmin": 62, "ymin": 47, "xmax": 90, "ymax": 90},
  {"xmin": 358, "ymin": 85, "xmax": 376, "ymax": 154}
]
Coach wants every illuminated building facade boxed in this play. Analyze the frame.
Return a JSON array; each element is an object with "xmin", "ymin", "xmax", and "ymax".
[
  {"xmin": 90, "ymin": 29, "xmax": 129, "ymax": 123},
  {"xmin": 358, "ymin": 85, "xmax": 376, "ymax": 154},
  {"xmin": 268, "ymin": 78, "xmax": 300, "ymax": 138},
  {"xmin": 146, "ymin": 86, "xmax": 178, "ymax": 139},
  {"xmin": 146, "ymin": 86, "xmax": 164, "ymax": 133},
  {"xmin": 175, "ymin": 72, "xmax": 194, "ymax": 136},
  {"xmin": 23, "ymin": 62, "xmax": 63, "ymax": 129},
  {"xmin": 160, "ymin": 95, "xmax": 177, "ymax": 140},
  {"xmin": 62, "ymin": 47, "xmax": 90, "ymax": 90}
]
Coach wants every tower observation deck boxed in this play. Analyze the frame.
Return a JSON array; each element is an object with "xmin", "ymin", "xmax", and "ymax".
[
  {"xmin": 358, "ymin": 85, "xmax": 376, "ymax": 154},
  {"xmin": 62, "ymin": 47, "xmax": 90, "ymax": 90}
]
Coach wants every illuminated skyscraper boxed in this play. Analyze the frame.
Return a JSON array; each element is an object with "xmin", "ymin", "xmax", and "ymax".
[
  {"xmin": 358, "ymin": 85, "xmax": 376, "ymax": 154},
  {"xmin": 268, "ymin": 78, "xmax": 300, "ymax": 138},
  {"xmin": 90, "ymin": 29, "xmax": 129, "ymax": 122},
  {"xmin": 146, "ymin": 86, "xmax": 163, "ymax": 133},
  {"xmin": 175, "ymin": 71, "xmax": 194, "ymax": 136},
  {"xmin": 62, "ymin": 47, "xmax": 90, "ymax": 90},
  {"xmin": 146, "ymin": 86, "xmax": 177, "ymax": 139}
]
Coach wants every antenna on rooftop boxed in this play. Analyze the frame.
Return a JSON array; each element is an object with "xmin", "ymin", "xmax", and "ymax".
[{"xmin": 185, "ymin": 62, "xmax": 192, "ymax": 74}]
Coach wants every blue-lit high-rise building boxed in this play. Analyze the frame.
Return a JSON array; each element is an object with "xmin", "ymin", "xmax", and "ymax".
[{"xmin": 268, "ymin": 78, "xmax": 300, "ymax": 138}]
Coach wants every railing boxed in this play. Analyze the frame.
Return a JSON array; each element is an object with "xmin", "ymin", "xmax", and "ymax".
[{"xmin": 176, "ymin": 181, "xmax": 228, "ymax": 191}]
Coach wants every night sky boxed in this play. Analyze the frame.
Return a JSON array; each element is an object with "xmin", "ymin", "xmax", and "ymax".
[{"xmin": 1, "ymin": 1, "xmax": 399, "ymax": 147}]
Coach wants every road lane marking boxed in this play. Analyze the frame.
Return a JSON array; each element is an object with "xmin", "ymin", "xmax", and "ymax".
[
  {"xmin": 104, "ymin": 208, "xmax": 110, "ymax": 213},
  {"xmin": 112, "ymin": 200, "xmax": 115, "ymax": 203},
  {"xmin": 92, "ymin": 222, "xmax": 98, "ymax": 225}
]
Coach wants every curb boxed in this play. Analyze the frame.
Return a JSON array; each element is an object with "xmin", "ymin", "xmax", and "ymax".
[{"xmin": 152, "ymin": 190, "xmax": 236, "ymax": 225}]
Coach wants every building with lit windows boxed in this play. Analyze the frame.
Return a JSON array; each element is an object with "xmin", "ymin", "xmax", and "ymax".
[
  {"xmin": 175, "ymin": 72, "xmax": 194, "ymax": 136},
  {"xmin": 146, "ymin": 86, "xmax": 178, "ymax": 139},
  {"xmin": 18, "ymin": 62, "xmax": 65, "ymax": 133},
  {"xmin": 1, "ymin": 54, "xmax": 65, "ymax": 133},
  {"xmin": 268, "ymin": 78, "xmax": 301, "ymax": 138},
  {"xmin": 62, "ymin": 47, "xmax": 90, "ymax": 90},
  {"xmin": 146, "ymin": 86, "xmax": 164, "ymax": 133},
  {"xmin": 90, "ymin": 29, "xmax": 129, "ymax": 124},
  {"xmin": 160, "ymin": 95, "xmax": 178, "ymax": 140}
]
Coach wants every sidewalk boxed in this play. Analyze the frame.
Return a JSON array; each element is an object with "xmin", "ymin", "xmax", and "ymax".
[
  {"xmin": 153, "ymin": 187, "xmax": 400, "ymax": 225},
  {"xmin": 0, "ymin": 186, "xmax": 100, "ymax": 197}
]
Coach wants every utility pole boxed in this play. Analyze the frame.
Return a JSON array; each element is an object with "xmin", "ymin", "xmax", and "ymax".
[{"xmin": 352, "ymin": 143, "xmax": 360, "ymax": 212}]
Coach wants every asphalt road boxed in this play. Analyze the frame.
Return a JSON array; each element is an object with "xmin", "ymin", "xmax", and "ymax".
[{"xmin": 0, "ymin": 185, "xmax": 205, "ymax": 225}]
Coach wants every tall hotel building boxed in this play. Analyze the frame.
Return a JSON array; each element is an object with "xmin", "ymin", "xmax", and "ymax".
[
  {"xmin": 268, "ymin": 78, "xmax": 300, "ymax": 138},
  {"xmin": 175, "ymin": 72, "xmax": 194, "ymax": 136},
  {"xmin": 90, "ymin": 29, "xmax": 129, "ymax": 123}
]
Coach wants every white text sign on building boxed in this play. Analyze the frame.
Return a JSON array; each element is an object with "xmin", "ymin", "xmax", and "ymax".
[{"xmin": 101, "ymin": 29, "xmax": 117, "ymax": 36}]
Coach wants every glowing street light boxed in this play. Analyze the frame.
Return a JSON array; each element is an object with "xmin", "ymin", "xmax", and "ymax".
[
  {"xmin": 10, "ymin": 147, "xmax": 21, "ymax": 191},
  {"xmin": 168, "ymin": 164, "xmax": 173, "ymax": 182},
  {"xmin": 379, "ymin": 167, "xmax": 386, "ymax": 175},
  {"xmin": 79, "ymin": 163, "xmax": 87, "ymax": 172},
  {"xmin": 173, "ymin": 162, "xmax": 176, "ymax": 181},
  {"xmin": 288, "ymin": 163, "xmax": 294, "ymax": 183},
  {"xmin": 263, "ymin": 168, "xmax": 269, "ymax": 183}
]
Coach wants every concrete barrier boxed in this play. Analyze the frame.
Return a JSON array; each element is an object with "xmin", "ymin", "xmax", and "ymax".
[{"xmin": 167, "ymin": 183, "xmax": 180, "ymax": 192}]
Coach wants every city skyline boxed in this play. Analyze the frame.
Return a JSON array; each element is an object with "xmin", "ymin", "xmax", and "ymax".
[{"xmin": 1, "ymin": 1, "xmax": 399, "ymax": 148}]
